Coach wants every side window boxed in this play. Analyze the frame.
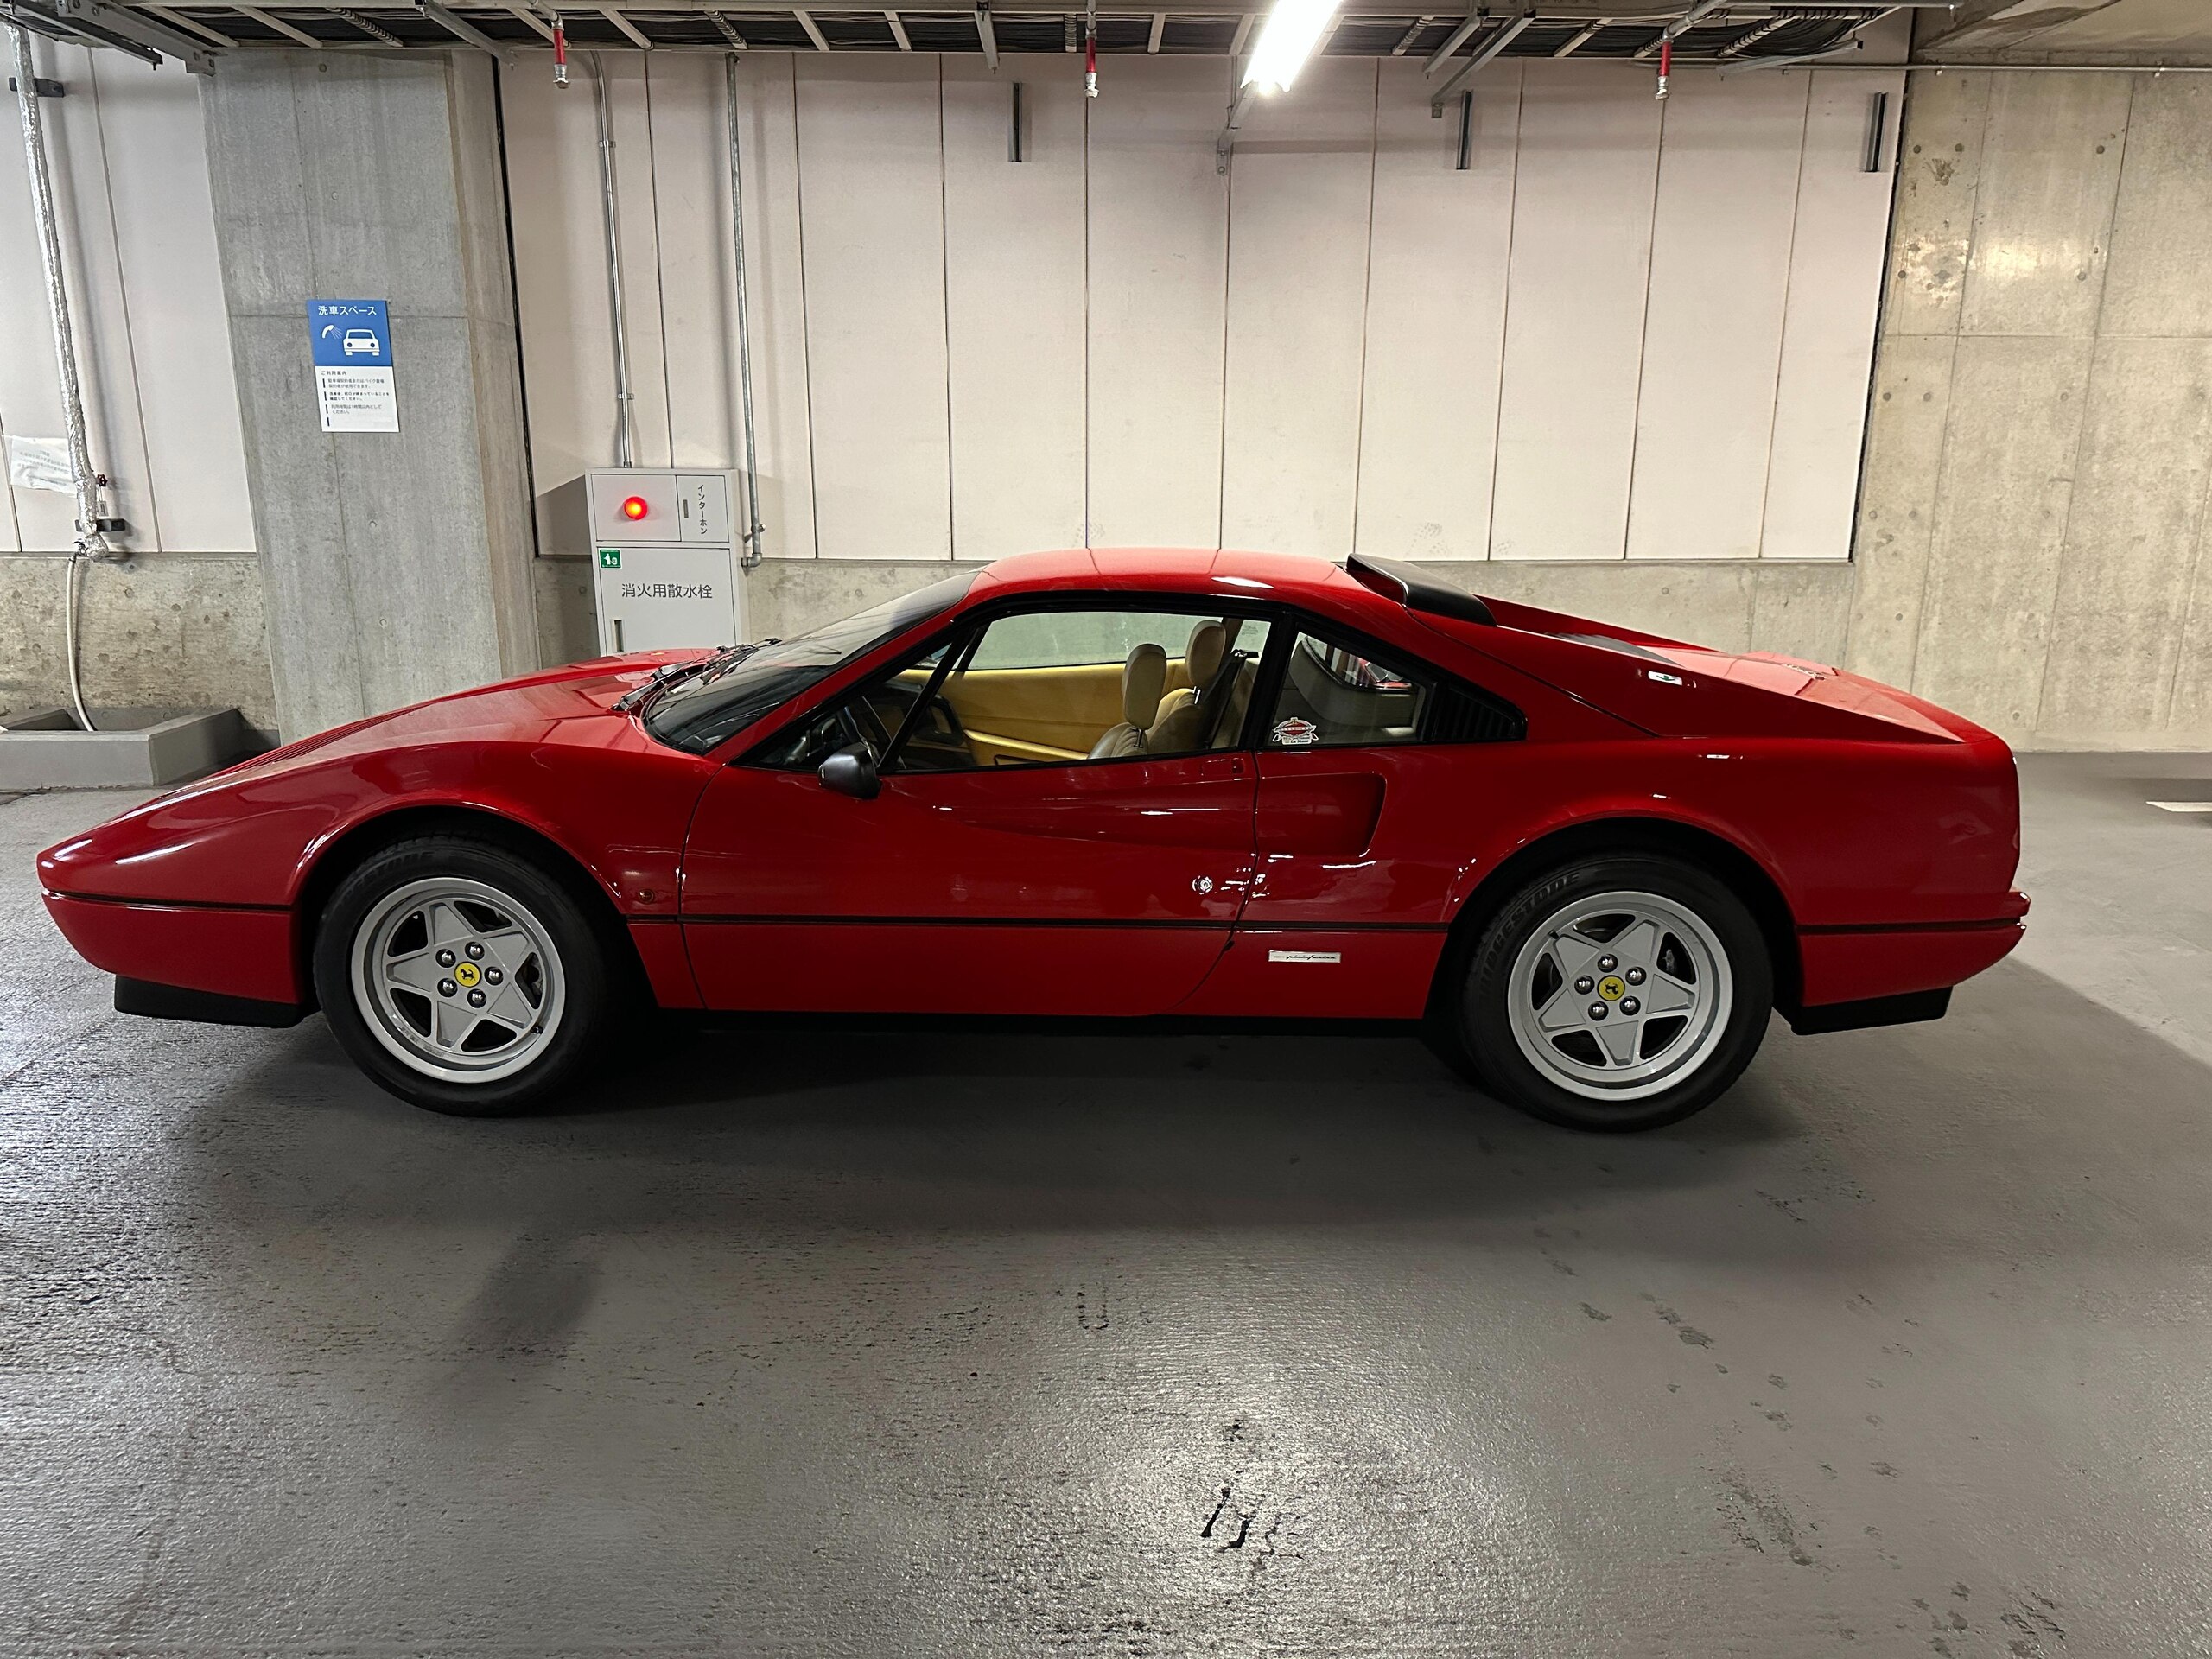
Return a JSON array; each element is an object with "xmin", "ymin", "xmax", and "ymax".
[
  {"xmin": 896, "ymin": 608, "xmax": 1271, "ymax": 771},
  {"xmin": 1264, "ymin": 632, "xmax": 1430, "ymax": 749},
  {"xmin": 749, "ymin": 642, "xmax": 952, "ymax": 772},
  {"xmin": 1262, "ymin": 629, "xmax": 1524, "ymax": 749}
]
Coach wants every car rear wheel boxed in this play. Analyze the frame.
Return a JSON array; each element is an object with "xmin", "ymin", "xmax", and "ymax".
[
  {"xmin": 313, "ymin": 836, "xmax": 612, "ymax": 1116},
  {"xmin": 1446, "ymin": 855, "xmax": 1772, "ymax": 1132}
]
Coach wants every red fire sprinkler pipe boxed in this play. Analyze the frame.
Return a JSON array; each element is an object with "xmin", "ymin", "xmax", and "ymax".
[
  {"xmin": 1656, "ymin": 36, "xmax": 1671, "ymax": 99},
  {"xmin": 553, "ymin": 17, "xmax": 569, "ymax": 86}
]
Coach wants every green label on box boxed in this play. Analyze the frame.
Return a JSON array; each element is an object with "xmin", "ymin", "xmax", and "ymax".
[{"xmin": 598, "ymin": 548, "xmax": 621, "ymax": 569}]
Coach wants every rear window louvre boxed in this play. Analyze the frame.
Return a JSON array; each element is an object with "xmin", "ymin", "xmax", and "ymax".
[{"xmin": 1427, "ymin": 683, "xmax": 1525, "ymax": 744}]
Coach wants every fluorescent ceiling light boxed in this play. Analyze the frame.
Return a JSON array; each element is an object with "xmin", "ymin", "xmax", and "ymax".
[{"xmin": 1241, "ymin": 0, "xmax": 1338, "ymax": 92}]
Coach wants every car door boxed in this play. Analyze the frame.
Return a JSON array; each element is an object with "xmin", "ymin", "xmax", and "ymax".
[
  {"xmin": 679, "ymin": 603, "xmax": 1270, "ymax": 1017},
  {"xmin": 1185, "ymin": 620, "xmax": 1526, "ymax": 1021}
]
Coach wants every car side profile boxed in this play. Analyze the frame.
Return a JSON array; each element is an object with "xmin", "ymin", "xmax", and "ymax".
[{"xmin": 38, "ymin": 549, "xmax": 2027, "ymax": 1131}]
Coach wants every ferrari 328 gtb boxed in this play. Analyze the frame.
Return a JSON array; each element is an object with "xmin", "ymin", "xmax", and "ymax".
[{"xmin": 39, "ymin": 550, "xmax": 2027, "ymax": 1131}]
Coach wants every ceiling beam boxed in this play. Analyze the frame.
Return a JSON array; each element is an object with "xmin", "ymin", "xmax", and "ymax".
[
  {"xmin": 882, "ymin": 7, "xmax": 907, "ymax": 47},
  {"xmin": 232, "ymin": 2, "xmax": 322, "ymax": 44},
  {"xmin": 1422, "ymin": 10, "xmax": 1484, "ymax": 74},
  {"xmin": 792, "ymin": 6, "xmax": 828, "ymax": 48},
  {"xmin": 1552, "ymin": 16, "xmax": 1601, "ymax": 54},
  {"xmin": 47, "ymin": 0, "xmax": 218, "ymax": 67},
  {"xmin": 141, "ymin": 2, "xmax": 237, "ymax": 44},
  {"xmin": 598, "ymin": 2, "xmax": 651, "ymax": 45},
  {"xmin": 1430, "ymin": 6, "xmax": 1529, "ymax": 105},
  {"xmin": 708, "ymin": 7, "xmax": 746, "ymax": 43},
  {"xmin": 416, "ymin": 0, "xmax": 502, "ymax": 52},
  {"xmin": 501, "ymin": 0, "xmax": 554, "ymax": 40},
  {"xmin": 1146, "ymin": 9, "xmax": 1162, "ymax": 49}
]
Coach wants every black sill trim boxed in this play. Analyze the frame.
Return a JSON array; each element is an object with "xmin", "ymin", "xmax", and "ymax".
[
  {"xmin": 115, "ymin": 976, "xmax": 308, "ymax": 1028},
  {"xmin": 677, "ymin": 914, "xmax": 1448, "ymax": 932},
  {"xmin": 1798, "ymin": 917, "xmax": 2022, "ymax": 937},
  {"xmin": 1785, "ymin": 988, "xmax": 1949, "ymax": 1036},
  {"xmin": 48, "ymin": 889, "xmax": 289, "ymax": 914}
]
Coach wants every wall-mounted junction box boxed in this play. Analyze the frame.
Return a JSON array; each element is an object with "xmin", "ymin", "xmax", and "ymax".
[{"xmin": 584, "ymin": 470, "xmax": 743, "ymax": 654}]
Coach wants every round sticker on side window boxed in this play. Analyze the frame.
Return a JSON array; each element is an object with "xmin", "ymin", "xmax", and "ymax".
[{"xmin": 1271, "ymin": 716, "xmax": 1319, "ymax": 747}]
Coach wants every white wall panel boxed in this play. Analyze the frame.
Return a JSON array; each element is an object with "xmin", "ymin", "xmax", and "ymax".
[
  {"xmin": 795, "ymin": 55, "xmax": 950, "ymax": 561},
  {"xmin": 46, "ymin": 47, "xmax": 156, "ymax": 550},
  {"xmin": 1490, "ymin": 63, "xmax": 1661, "ymax": 562},
  {"xmin": 1763, "ymin": 69, "xmax": 1906, "ymax": 562},
  {"xmin": 1627, "ymin": 69, "xmax": 1807, "ymax": 562},
  {"xmin": 943, "ymin": 57, "xmax": 1086, "ymax": 561},
  {"xmin": 494, "ymin": 55, "xmax": 1899, "ymax": 579},
  {"xmin": 1353, "ymin": 60, "xmax": 1520, "ymax": 563},
  {"xmin": 602, "ymin": 54, "xmax": 673, "ymax": 469},
  {"xmin": 0, "ymin": 40, "xmax": 107, "ymax": 552},
  {"xmin": 504, "ymin": 56, "xmax": 624, "ymax": 549},
  {"xmin": 84, "ymin": 53, "xmax": 254, "ymax": 552},
  {"xmin": 732, "ymin": 54, "xmax": 817, "ymax": 562},
  {"xmin": 1085, "ymin": 57, "xmax": 1230, "ymax": 550},
  {"xmin": 0, "ymin": 39, "xmax": 249, "ymax": 556},
  {"xmin": 645, "ymin": 54, "xmax": 737, "ymax": 474},
  {"xmin": 1220, "ymin": 58, "xmax": 1378, "ymax": 559}
]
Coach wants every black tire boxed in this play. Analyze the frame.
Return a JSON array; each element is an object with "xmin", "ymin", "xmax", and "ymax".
[
  {"xmin": 1439, "ymin": 854, "xmax": 1772, "ymax": 1133},
  {"xmin": 312, "ymin": 835, "xmax": 614, "ymax": 1116}
]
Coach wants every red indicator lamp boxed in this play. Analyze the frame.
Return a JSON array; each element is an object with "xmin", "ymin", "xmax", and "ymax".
[{"xmin": 620, "ymin": 495, "xmax": 650, "ymax": 522}]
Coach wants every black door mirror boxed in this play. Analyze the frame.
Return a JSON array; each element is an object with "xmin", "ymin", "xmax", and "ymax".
[{"xmin": 818, "ymin": 744, "xmax": 880, "ymax": 800}]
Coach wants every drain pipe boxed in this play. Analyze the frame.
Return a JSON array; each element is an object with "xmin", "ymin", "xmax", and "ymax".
[
  {"xmin": 590, "ymin": 53, "xmax": 635, "ymax": 468},
  {"xmin": 11, "ymin": 22, "xmax": 112, "ymax": 734},
  {"xmin": 723, "ymin": 53, "xmax": 765, "ymax": 569}
]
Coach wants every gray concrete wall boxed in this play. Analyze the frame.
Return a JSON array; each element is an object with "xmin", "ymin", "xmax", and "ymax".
[
  {"xmin": 0, "ymin": 554, "xmax": 275, "ymax": 735},
  {"xmin": 200, "ymin": 50, "xmax": 537, "ymax": 742},
  {"xmin": 1847, "ymin": 70, "xmax": 2212, "ymax": 750}
]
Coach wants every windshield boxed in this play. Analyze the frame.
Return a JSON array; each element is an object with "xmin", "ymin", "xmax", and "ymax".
[{"xmin": 640, "ymin": 572, "xmax": 974, "ymax": 755}]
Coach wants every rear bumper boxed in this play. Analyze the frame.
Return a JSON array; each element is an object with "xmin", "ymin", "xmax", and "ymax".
[
  {"xmin": 116, "ymin": 976, "xmax": 307, "ymax": 1028},
  {"xmin": 43, "ymin": 892, "xmax": 305, "ymax": 1006},
  {"xmin": 1794, "ymin": 907, "xmax": 2026, "ymax": 1012}
]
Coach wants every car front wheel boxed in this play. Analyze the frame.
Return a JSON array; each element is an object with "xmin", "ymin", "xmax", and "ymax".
[
  {"xmin": 313, "ymin": 836, "xmax": 612, "ymax": 1115},
  {"xmin": 1447, "ymin": 854, "xmax": 1772, "ymax": 1133}
]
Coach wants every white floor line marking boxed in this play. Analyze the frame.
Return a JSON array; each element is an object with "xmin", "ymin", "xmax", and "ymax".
[{"xmin": 2146, "ymin": 801, "xmax": 2212, "ymax": 814}]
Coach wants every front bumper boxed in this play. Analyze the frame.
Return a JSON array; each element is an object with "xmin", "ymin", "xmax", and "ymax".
[{"xmin": 43, "ymin": 892, "xmax": 305, "ymax": 1007}]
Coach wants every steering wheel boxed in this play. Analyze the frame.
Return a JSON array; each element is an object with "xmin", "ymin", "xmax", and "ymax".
[{"xmin": 842, "ymin": 698, "xmax": 892, "ymax": 756}]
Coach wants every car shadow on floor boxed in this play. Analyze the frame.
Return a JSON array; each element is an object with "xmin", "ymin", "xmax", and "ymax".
[
  {"xmin": 166, "ymin": 955, "xmax": 2212, "ymax": 1247},
  {"xmin": 176, "ymin": 1004, "xmax": 1812, "ymax": 1236}
]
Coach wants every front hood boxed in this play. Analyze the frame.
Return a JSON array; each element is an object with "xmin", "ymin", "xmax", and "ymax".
[{"xmin": 222, "ymin": 650, "xmax": 707, "ymax": 777}]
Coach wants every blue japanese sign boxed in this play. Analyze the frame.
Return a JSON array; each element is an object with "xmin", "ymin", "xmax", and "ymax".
[{"xmin": 308, "ymin": 299, "xmax": 391, "ymax": 367}]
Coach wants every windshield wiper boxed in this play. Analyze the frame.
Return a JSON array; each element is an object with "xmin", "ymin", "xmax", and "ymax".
[{"xmin": 613, "ymin": 639, "xmax": 776, "ymax": 715}]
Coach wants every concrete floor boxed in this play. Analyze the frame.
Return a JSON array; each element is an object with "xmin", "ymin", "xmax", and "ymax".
[{"xmin": 2, "ymin": 756, "xmax": 2209, "ymax": 1656}]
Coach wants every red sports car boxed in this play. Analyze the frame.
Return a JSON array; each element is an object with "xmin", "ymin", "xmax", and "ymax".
[{"xmin": 38, "ymin": 549, "xmax": 2026, "ymax": 1131}]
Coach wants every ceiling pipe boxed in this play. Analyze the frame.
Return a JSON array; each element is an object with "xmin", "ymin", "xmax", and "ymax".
[
  {"xmin": 590, "ymin": 53, "xmax": 636, "ymax": 467},
  {"xmin": 723, "ymin": 51, "xmax": 765, "ymax": 569}
]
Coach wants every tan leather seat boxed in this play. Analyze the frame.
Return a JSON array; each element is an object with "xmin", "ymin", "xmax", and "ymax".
[
  {"xmin": 1088, "ymin": 643, "xmax": 1168, "ymax": 759},
  {"xmin": 1148, "ymin": 621, "xmax": 1227, "ymax": 753}
]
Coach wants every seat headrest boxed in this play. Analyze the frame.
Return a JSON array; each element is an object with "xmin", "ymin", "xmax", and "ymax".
[
  {"xmin": 1184, "ymin": 621, "xmax": 1228, "ymax": 690},
  {"xmin": 1122, "ymin": 642, "xmax": 1168, "ymax": 726}
]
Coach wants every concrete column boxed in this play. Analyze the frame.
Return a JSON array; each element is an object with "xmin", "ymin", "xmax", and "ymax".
[{"xmin": 200, "ymin": 50, "xmax": 537, "ymax": 740}]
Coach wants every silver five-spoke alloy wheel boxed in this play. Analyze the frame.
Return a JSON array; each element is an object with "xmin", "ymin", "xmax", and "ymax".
[
  {"xmin": 349, "ymin": 876, "xmax": 568, "ymax": 1084},
  {"xmin": 1504, "ymin": 888, "xmax": 1733, "ymax": 1103}
]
